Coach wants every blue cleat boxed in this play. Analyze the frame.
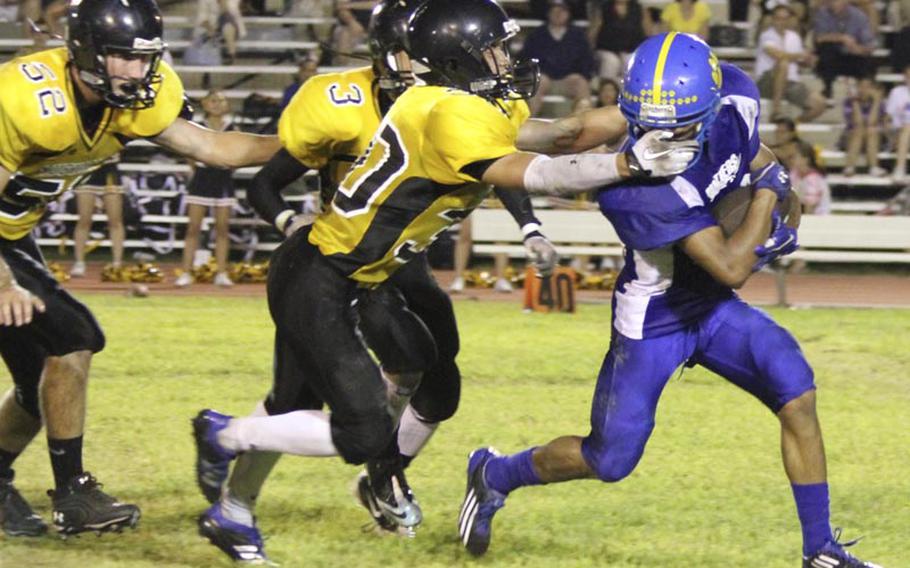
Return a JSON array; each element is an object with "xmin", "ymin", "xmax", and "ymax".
[
  {"xmin": 803, "ymin": 529, "xmax": 882, "ymax": 568},
  {"xmin": 198, "ymin": 502, "xmax": 270, "ymax": 564},
  {"xmin": 457, "ymin": 447, "xmax": 506, "ymax": 556},
  {"xmin": 192, "ymin": 409, "xmax": 237, "ymax": 503}
]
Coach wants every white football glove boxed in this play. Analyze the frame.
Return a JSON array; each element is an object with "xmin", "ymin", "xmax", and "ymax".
[
  {"xmin": 524, "ymin": 234, "xmax": 558, "ymax": 277},
  {"xmin": 627, "ymin": 129, "xmax": 700, "ymax": 178}
]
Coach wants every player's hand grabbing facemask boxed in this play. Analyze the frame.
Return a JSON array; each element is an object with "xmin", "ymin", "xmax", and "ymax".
[
  {"xmin": 626, "ymin": 130, "xmax": 700, "ymax": 178},
  {"xmin": 752, "ymin": 210, "xmax": 799, "ymax": 272},
  {"xmin": 523, "ymin": 232, "xmax": 558, "ymax": 277}
]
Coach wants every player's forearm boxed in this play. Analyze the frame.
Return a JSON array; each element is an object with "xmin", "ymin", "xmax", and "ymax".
[
  {"xmin": 205, "ymin": 132, "xmax": 283, "ymax": 168},
  {"xmin": 492, "ymin": 186, "xmax": 540, "ymax": 231},
  {"xmin": 719, "ymin": 191, "xmax": 778, "ymax": 286},
  {"xmin": 0, "ymin": 255, "xmax": 16, "ymax": 290},
  {"xmin": 248, "ymin": 148, "xmax": 310, "ymax": 232},
  {"xmin": 520, "ymin": 153, "xmax": 631, "ymax": 196}
]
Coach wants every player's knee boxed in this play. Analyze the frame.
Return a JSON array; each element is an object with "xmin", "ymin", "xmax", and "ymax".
[
  {"xmin": 586, "ymin": 445, "xmax": 643, "ymax": 483},
  {"xmin": 410, "ymin": 362, "xmax": 461, "ymax": 423},
  {"xmin": 331, "ymin": 410, "xmax": 395, "ymax": 465}
]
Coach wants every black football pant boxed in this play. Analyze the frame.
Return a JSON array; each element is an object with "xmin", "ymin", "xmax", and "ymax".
[
  {"xmin": 264, "ymin": 228, "xmax": 438, "ymax": 465},
  {"xmin": 0, "ymin": 236, "xmax": 105, "ymax": 419}
]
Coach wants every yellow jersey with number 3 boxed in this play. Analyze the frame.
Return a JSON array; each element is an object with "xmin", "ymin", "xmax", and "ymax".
[
  {"xmin": 0, "ymin": 47, "xmax": 184, "ymax": 240},
  {"xmin": 309, "ymin": 86, "xmax": 530, "ymax": 284},
  {"xmin": 278, "ymin": 66, "xmax": 380, "ymax": 190}
]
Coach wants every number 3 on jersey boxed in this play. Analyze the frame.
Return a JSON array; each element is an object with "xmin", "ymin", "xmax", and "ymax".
[{"xmin": 333, "ymin": 122, "xmax": 409, "ymax": 218}]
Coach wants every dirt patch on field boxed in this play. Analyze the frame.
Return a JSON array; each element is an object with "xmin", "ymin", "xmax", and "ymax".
[{"xmin": 59, "ymin": 262, "xmax": 910, "ymax": 308}]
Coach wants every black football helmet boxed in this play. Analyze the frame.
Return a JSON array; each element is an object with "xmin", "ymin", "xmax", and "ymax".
[
  {"xmin": 367, "ymin": 0, "xmax": 422, "ymax": 98},
  {"xmin": 404, "ymin": 0, "xmax": 539, "ymax": 100},
  {"xmin": 67, "ymin": 0, "xmax": 166, "ymax": 109}
]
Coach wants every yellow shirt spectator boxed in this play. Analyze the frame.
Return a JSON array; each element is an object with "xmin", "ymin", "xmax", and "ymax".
[{"xmin": 661, "ymin": 0, "xmax": 712, "ymax": 37}]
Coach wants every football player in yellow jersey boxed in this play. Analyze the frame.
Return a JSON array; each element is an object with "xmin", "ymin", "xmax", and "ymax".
[
  {"xmin": 191, "ymin": 0, "xmax": 697, "ymax": 561},
  {"xmin": 0, "ymin": 0, "xmax": 280, "ymax": 538},
  {"xmin": 192, "ymin": 2, "xmax": 563, "ymax": 555}
]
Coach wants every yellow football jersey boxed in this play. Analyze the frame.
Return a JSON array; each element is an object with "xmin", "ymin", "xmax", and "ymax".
[
  {"xmin": 309, "ymin": 86, "xmax": 530, "ymax": 284},
  {"xmin": 0, "ymin": 47, "xmax": 184, "ymax": 240},
  {"xmin": 278, "ymin": 66, "xmax": 381, "ymax": 190}
]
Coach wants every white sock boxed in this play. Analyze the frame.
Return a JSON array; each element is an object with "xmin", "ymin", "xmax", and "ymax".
[
  {"xmin": 224, "ymin": 401, "xmax": 282, "ymax": 513},
  {"xmin": 398, "ymin": 405, "xmax": 438, "ymax": 460},
  {"xmin": 217, "ymin": 410, "xmax": 338, "ymax": 456}
]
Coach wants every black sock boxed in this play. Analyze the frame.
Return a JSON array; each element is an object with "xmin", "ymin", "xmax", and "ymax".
[
  {"xmin": 399, "ymin": 454, "xmax": 414, "ymax": 469},
  {"xmin": 0, "ymin": 447, "xmax": 20, "ymax": 479},
  {"xmin": 48, "ymin": 436, "xmax": 84, "ymax": 490}
]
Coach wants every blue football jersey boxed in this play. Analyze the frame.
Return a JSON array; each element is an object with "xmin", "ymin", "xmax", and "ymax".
[{"xmin": 598, "ymin": 63, "xmax": 762, "ymax": 339}]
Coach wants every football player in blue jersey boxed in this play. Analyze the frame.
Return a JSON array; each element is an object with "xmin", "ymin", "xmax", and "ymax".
[{"xmin": 459, "ymin": 32, "xmax": 881, "ymax": 568}]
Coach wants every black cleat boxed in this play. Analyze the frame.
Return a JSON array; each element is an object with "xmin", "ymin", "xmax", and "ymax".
[
  {"xmin": 49, "ymin": 473, "xmax": 140, "ymax": 536},
  {"xmin": 0, "ymin": 472, "xmax": 47, "ymax": 537},
  {"xmin": 355, "ymin": 456, "xmax": 422, "ymax": 537},
  {"xmin": 803, "ymin": 529, "xmax": 883, "ymax": 568},
  {"xmin": 198, "ymin": 502, "xmax": 271, "ymax": 564}
]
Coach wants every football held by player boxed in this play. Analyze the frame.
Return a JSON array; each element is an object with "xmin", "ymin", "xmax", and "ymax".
[
  {"xmin": 0, "ymin": 0, "xmax": 279, "ymax": 538},
  {"xmin": 458, "ymin": 32, "xmax": 881, "ymax": 568}
]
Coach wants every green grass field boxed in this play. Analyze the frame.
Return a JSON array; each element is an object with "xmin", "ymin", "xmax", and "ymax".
[{"xmin": 0, "ymin": 296, "xmax": 907, "ymax": 568}]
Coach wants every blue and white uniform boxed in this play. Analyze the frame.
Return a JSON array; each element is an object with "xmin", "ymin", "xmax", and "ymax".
[{"xmin": 579, "ymin": 63, "xmax": 815, "ymax": 483}]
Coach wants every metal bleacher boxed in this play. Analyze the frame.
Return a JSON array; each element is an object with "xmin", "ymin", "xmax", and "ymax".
[{"xmin": 0, "ymin": 0, "xmax": 906, "ymax": 258}]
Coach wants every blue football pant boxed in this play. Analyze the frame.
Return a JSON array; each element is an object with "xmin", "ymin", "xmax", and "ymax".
[{"xmin": 580, "ymin": 298, "xmax": 815, "ymax": 482}]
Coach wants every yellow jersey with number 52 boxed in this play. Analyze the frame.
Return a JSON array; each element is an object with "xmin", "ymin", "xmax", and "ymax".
[
  {"xmin": 308, "ymin": 86, "xmax": 530, "ymax": 284},
  {"xmin": 0, "ymin": 47, "xmax": 184, "ymax": 240}
]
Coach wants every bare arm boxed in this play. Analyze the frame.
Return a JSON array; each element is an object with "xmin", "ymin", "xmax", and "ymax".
[
  {"xmin": 481, "ymin": 151, "xmax": 632, "ymax": 190},
  {"xmin": 516, "ymin": 106, "xmax": 628, "ymax": 155},
  {"xmin": 152, "ymin": 117, "xmax": 282, "ymax": 168}
]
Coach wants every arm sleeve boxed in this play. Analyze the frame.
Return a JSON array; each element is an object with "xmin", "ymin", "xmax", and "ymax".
[
  {"xmin": 247, "ymin": 148, "xmax": 310, "ymax": 225},
  {"xmin": 493, "ymin": 186, "xmax": 541, "ymax": 229}
]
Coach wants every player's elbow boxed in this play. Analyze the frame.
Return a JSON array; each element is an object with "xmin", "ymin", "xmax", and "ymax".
[{"xmin": 710, "ymin": 263, "xmax": 751, "ymax": 289}]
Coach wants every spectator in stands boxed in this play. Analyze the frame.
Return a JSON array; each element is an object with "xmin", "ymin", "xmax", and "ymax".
[
  {"xmin": 331, "ymin": 1, "xmax": 377, "ymax": 66},
  {"xmin": 597, "ymin": 78, "xmax": 620, "ymax": 107},
  {"xmin": 588, "ymin": 0, "xmax": 648, "ymax": 81},
  {"xmin": 282, "ymin": 54, "xmax": 320, "ymax": 109},
  {"xmin": 530, "ymin": 0, "xmax": 586, "ymax": 19},
  {"xmin": 768, "ymin": 117, "xmax": 814, "ymax": 165},
  {"xmin": 176, "ymin": 91, "xmax": 239, "ymax": 288},
  {"xmin": 449, "ymin": 217, "xmax": 515, "ymax": 294},
  {"xmin": 195, "ymin": 0, "xmax": 247, "ymax": 65},
  {"xmin": 660, "ymin": 0, "xmax": 712, "ymax": 39},
  {"xmin": 70, "ymin": 158, "xmax": 125, "ymax": 279},
  {"xmin": 841, "ymin": 77, "xmax": 886, "ymax": 176},
  {"xmin": 755, "ymin": 5, "xmax": 826, "ymax": 121},
  {"xmin": 787, "ymin": 143, "xmax": 832, "ymax": 214},
  {"xmin": 40, "ymin": 0, "xmax": 67, "ymax": 38},
  {"xmin": 886, "ymin": 64, "xmax": 910, "ymax": 181},
  {"xmin": 813, "ymin": 0, "xmax": 875, "ymax": 98},
  {"xmin": 891, "ymin": 0, "xmax": 910, "ymax": 73},
  {"xmin": 521, "ymin": 0, "xmax": 595, "ymax": 116}
]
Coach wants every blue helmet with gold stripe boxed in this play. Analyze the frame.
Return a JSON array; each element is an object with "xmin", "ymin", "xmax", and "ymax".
[{"xmin": 619, "ymin": 32, "xmax": 722, "ymax": 145}]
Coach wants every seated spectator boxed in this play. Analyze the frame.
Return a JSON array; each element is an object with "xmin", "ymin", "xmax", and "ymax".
[
  {"xmin": 755, "ymin": 5, "xmax": 826, "ymax": 121},
  {"xmin": 813, "ymin": 0, "xmax": 875, "ymax": 98},
  {"xmin": 787, "ymin": 144, "xmax": 832, "ymax": 215},
  {"xmin": 588, "ymin": 0, "xmax": 648, "ymax": 81},
  {"xmin": 891, "ymin": 0, "xmax": 910, "ymax": 73},
  {"xmin": 530, "ymin": 0, "xmax": 587, "ymax": 19},
  {"xmin": 768, "ymin": 117, "xmax": 814, "ymax": 165},
  {"xmin": 521, "ymin": 0, "xmax": 595, "ymax": 116},
  {"xmin": 282, "ymin": 54, "xmax": 320, "ymax": 109},
  {"xmin": 841, "ymin": 77, "xmax": 886, "ymax": 176},
  {"xmin": 886, "ymin": 65, "xmax": 910, "ymax": 181},
  {"xmin": 331, "ymin": 0, "xmax": 376, "ymax": 66},
  {"xmin": 660, "ymin": 0, "xmax": 712, "ymax": 39},
  {"xmin": 597, "ymin": 78, "xmax": 620, "ymax": 108},
  {"xmin": 196, "ymin": 0, "xmax": 247, "ymax": 65}
]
